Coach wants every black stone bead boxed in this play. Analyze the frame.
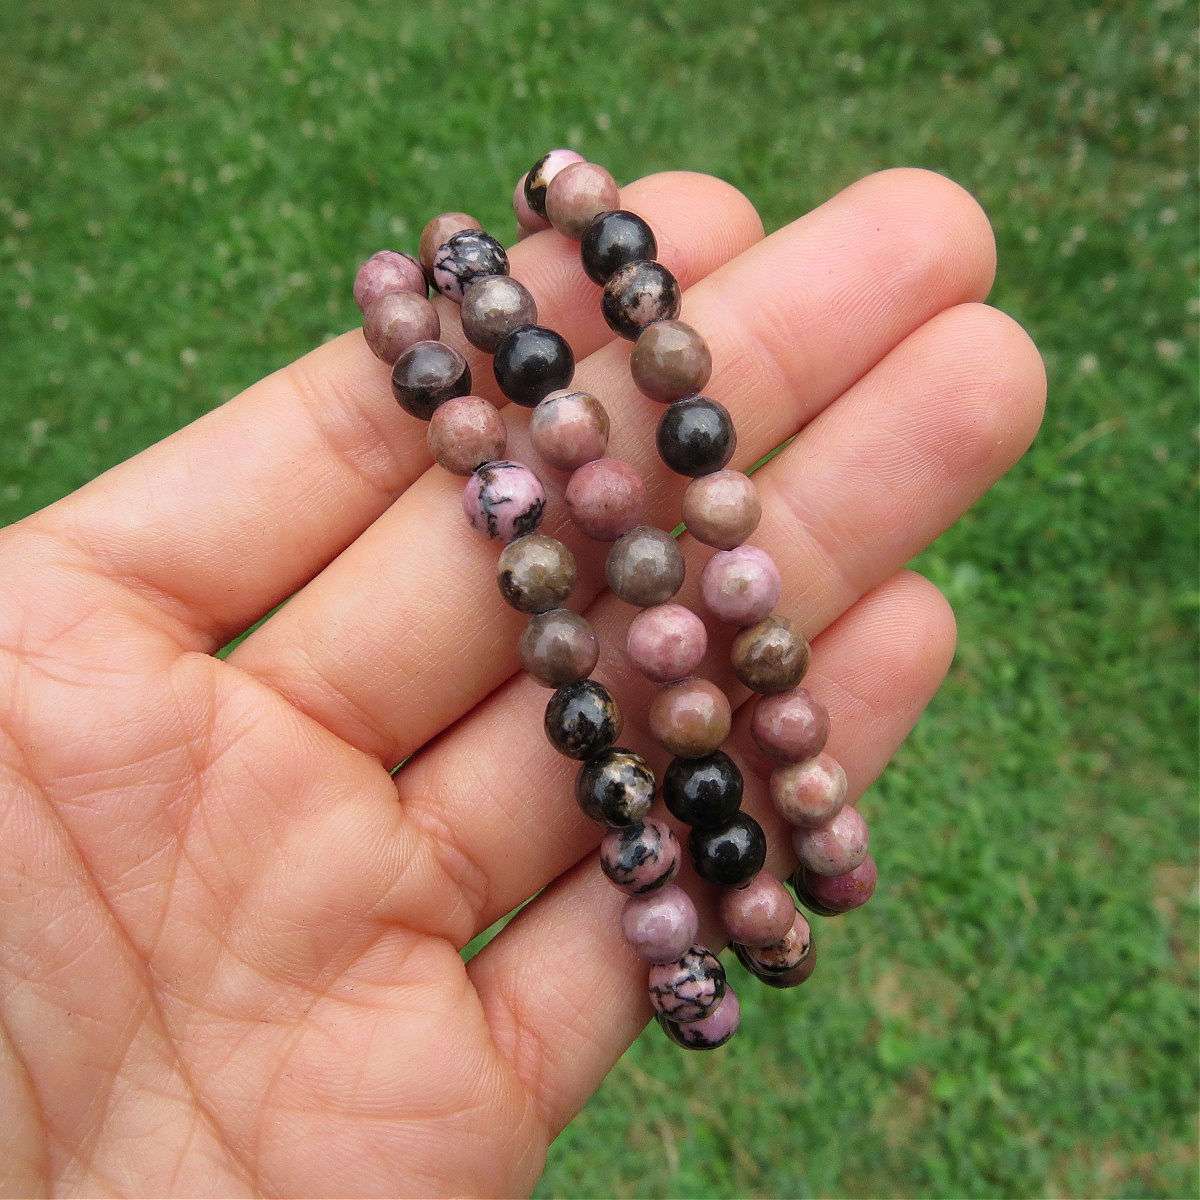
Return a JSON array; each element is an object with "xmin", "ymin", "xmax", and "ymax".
[
  {"xmin": 656, "ymin": 396, "xmax": 737, "ymax": 476},
  {"xmin": 601, "ymin": 260, "xmax": 681, "ymax": 341},
  {"xmin": 545, "ymin": 679, "xmax": 621, "ymax": 760},
  {"xmin": 689, "ymin": 813, "xmax": 767, "ymax": 886},
  {"xmin": 580, "ymin": 210, "xmax": 657, "ymax": 285},
  {"xmin": 493, "ymin": 324, "xmax": 575, "ymax": 407},
  {"xmin": 663, "ymin": 751, "xmax": 743, "ymax": 828},
  {"xmin": 575, "ymin": 747, "xmax": 655, "ymax": 826},
  {"xmin": 390, "ymin": 340, "xmax": 471, "ymax": 421}
]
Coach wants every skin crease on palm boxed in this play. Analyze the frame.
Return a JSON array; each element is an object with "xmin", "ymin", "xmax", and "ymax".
[{"xmin": 0, "ymin": 167, "xmax": 1046, "ymax": 1198}]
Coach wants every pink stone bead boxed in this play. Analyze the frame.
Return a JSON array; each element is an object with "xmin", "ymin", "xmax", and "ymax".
[
  {"xmin": 564, "ymin": 456, "xmax": 647, "ymax": 541},
  {"xmin": 530, "ymin": 390, "xmax": 610, "ymax": 471},
  {"xmin": 513, "ymin": 171, "xmax": 551, "ymax": 233},
  {"xmin": 658, "ymin": 986, "xmax": 741, "ymax": 1050},
  {"xmin": 770, "ymin": 752, "xmax": 847, "ymax": 828},
  {"xmin": 600, "ymin": 818, "xmax": 681, "ymax": 895},
  {"xmin": 427, "ymin": 395, "xmax": 507, "ymax": 476},
  {"xmin": 621, "ymin": 884, "xmax": 699, "ymax": 964},
  {"xmin": 353, "ymin": 250, "xmax": 426, "ymax": 312},
  {"xmin": 700, "ymin": 545, "xmax": 781, "ymax": 626},
  {"xmin": 626, "ymin": 603, "xmax": 708, "ymax": 683},
  {"xmin": 794, "ymin": 854, "xmax": 877, "ymax": 915},
  {"xmin": 462, "ymin": 460, "xmax": 546, "ymax": 542},
  {"xmin": 545, "ymin": 161, "xmax": 621, "ymax": 238},
  {"xmin": 792, "ymin": 806, "xmax": 869, "ymax": 877},
  {"xmin": 718, "ymin": 871, "xmax": 796, "ymax": 948},
  {"xmin": 362, "ymin": 292, "xmax": 441, "ymax": 364},
  {"xmin": 751, "ymin": 686, "xmax": 831, "ymax": 765}
]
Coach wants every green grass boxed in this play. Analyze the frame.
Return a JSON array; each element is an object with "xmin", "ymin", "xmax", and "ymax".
[{"xmin": 2, "ymin": 1, "xmax": 1196, "ymax": 1195}]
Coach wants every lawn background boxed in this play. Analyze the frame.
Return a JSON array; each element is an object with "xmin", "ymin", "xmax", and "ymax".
[{"xmin": 1, "ymin": 1, "xmax": 1196, "ymax": 1196}]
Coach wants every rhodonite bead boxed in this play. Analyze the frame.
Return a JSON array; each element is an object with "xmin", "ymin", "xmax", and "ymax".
[
  {"xmin": 354, "ymin": 250, "xmax": 427, "ymax": 312},
  {"xmin": 647, "ymin": 945, "xmax": 726, "ymax": 1022},
  {"xmin": 496, "ymin": 534, "xmax": 576, "ymax": 613},
  {"xmin": 545, "ymin": 161, "xmax": 621, "ymax": 238},
  {"xmin": 493, "ymin": 324, "xmax": 575, "ymax": 406},
  {"xmin": 769, "ymin": 753, "xmax": 847, "ymax": 828},
  {"xmin": 621, "ymin": 884, "xmax": 698, "ymax": 963},
  {"xmin": 391, "ymin": 340, "xmax": 471, "ymax": 420},
  {"xmin": 605, "ymin": 526, "xmax": 685, "ymax": 606},
  {"xmin": 432, "ymin": 230, "xmax": 509, "ymax": 303},
  {"xmin": 461, "ymin": 275, "xmax": 537, "ymax": 352},
  {"xmin": 565, "ymin": 458, "xmax": 647, "ymax": 541},
  {"xmin": 530, "ymin": 390, "xmax": 610, "ymax": 470},
  {"xmin": 648, "ymin": 678, "xmax": 731, "ymax": 758},
  {"xmin": 735, "ymin": 940, "xmax": 817, "ymax": 989},
  {"xmin": 689, "ymin": 813, "xmax": 767, "ymax": 886},
  {"xmin": 719, "ymin": 871, "xmax": 796, "ymax": 948},
  {"xmin": 657, "ymin": 396, "xmax": 736, "ymax": 477},
  {"xmin": 733, "ymin": 913, "xmax": 816, "ymax": 988},
  {"xmin": 751, "ymin": 686, "xmax": 830, "ymax": 764},
  {"xmin": 580, "ymin": 209, "xmax": 657, "ymax": 285},
  {"xmin": 631, "ymin": 319, "xmax": 712, "ymax": 403},
  {"xmin": 792, "ymin": 854, "xmax": 877, "ymax": 915},
  {"xmin": 426, "ymin": 395, "xmax": 506, "ymax": 476},
  {"xmin": 664, "ymin": 750, "xmax": 744, "ymax": 828},
  {"xmin": 513, "ymin": 172, "xmax": 551, "ymax": 233},
  {"xmin": 363, "ymin": 291, "xmax": 441, "ymax": 364},
  {"xmin": 544, "ymin": 679, "xmax": 621, "ymax": 759},
  {"xmin": 731, "ymin": 615, "xmax": 810, "ymax": 694},
  {"xmin": 682, "ymin": 470, "xmax": 761, "ymax": 550},
  {"xmin": 657, "ymin": 986, "xmax": 740, "ymax": 1050},
  {"xmin": 462, "ymin": 460, "xmax": 546, "ymax": 541},
  {"xmin": 575, "ymin": 747, "xmax": 655, "ymax": 826},
  {"xmin": 792, "ymin": 806, "xmax": 869, "ymax": 877},
  {"xmin": 519, "ymin": 609, "xmax": 599, "ymax": 687},
  {"xmin": 626, "ymin": 603, "xmax": 708, "ymax": 683},
  {"xmin": 419, "ymin": 212, "xmax": 482, "ymax": 276},
  {"xmin": 523, "ymin": 148, "xmax": 586, "ymax": 217},
  {"xmin": 599, "ymin": 817, "xmax": 680, "ymax": 895},
  {"xmin": 602, "ymin": 261, "xmax": 682, "ymax": 340},
  {"xmin": 701, "ymin": 546, "xmax": 781, "ymax": 627}
]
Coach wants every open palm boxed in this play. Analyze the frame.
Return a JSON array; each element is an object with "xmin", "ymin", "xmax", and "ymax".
[{"xmin": 0, "ymin": 168, "xmax": 1043, "ymax": 1198}]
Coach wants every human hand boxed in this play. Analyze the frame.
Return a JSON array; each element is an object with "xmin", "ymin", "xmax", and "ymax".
[{"xmin": 0, "ymin": 168, "xmax": 1043, "ymax": 1197}]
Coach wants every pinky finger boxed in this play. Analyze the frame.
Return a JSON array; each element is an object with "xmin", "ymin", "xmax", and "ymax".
[{"xmin": 466, "ymin": 570, "xmax": 956, "ymax": 1135}]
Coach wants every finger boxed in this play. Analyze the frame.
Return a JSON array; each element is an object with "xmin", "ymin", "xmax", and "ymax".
[
  {"xmin": 26, "ymin": 172, "xmax": 762, "ymax": 648},
  {"xmin": 468, "ymin": 571, "xmax": 958, "ymax": 1134},
  {"xmin": 232, "ymin": 168, "xmax": 996, "ymax": 760}
]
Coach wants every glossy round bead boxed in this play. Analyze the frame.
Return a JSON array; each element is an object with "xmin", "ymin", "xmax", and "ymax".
[
  {"xmin": 751, "ymin": 686, "xmax": 830, "ymax": 765},
  {"xmin": 626, "ymin": 603, "xmax": 708, "ymax": 684},
  {"xmin": 513, "ymin": 172, "xmax": 551, "ymax": 234},
  {"xmin": 600, "ymin": 818, "xmax": 680, "ymax": 895},
  {"xmin": 419, "ymin": 212, "xmax": 481, "ymax": 276},
  {"xmin": 701, "ymin": 546, "xmax": 781, "ymax": 627},
  {"xmin": 565, "ymin": 458, "xmax": 647, "ymax": 541},
  {"xmin": 461, "ymin": 275, "xmax": 537, "ymax": 353},
  {"xmin": 496, "ymin": 534, "xmax": 576, "ymax": 614},
  {"xmin": 657, "ymin": 986, "xmax": 741, "ymax": 1050},
  {"xmin": 391, "ymin": 340, "xmax": 471, "ymax": 420},
  {"xmin": 664, "ymin": 750, "xmax": 743, "ymax": 828},
  {"xmin": 648, "ymin": 678, "xmax": 732, "ymax": 758},
  {"xmin": 462, "ymin": 460, "xmax": 546, "ymax": 542},
  {"xmin": 621, "ymin": 884, "xmax": 698, "ymax": 964},
  {"xmin": 493, "ymin": 324, "xmax": 575, "ymax": 407},
  {"xmin": 631, "ymin": 319, "xmax": 712, "ymax": 403},
  {"xmin": 426, "ymin": 395, "xmax": 506, "ymax": 476},
  {"xmin": 733, "ymin": 914, "xmax": 816, "ymax": 989},
  {"xmin": 689, "ymin": 813, "xmax": 767, "ymax": 887},
  {"xmin": 792, "ymin": 854, "xmax": 878, "ymax": 915},
  {"xmin": 432, "ymin": 230, "xmax": 509, "ymax": 303},
  {"xmin": 605, "ymin": 526, "xmax": 685, "ymax": 607},
  {"xmin": 732, "ymin": 615, "xmax": 810, "ymax": 694},
  {"xmin": 719, "ymin": 871, "xmax": 796, "ymax": 948},
  {"xmin": 580, "ymin": 209, "xmax": 658, "ymax": 285},
  {"xmin": 575, "ymin": 747, "xmax": 655, "ymax": 827},
  {"xmin": 530, "ymin": 390, "xmax": 610, "ymax": 471},
  {"xmin": 736, "ymin": 939, "xmax": 817, "ymax": 989},
  {"xmin": 647, "ymin": 945, "xmax": 726, "ymax": 1022},
  {"xmin": 519, "ymin": 609, "xmax": 599, "ymax": 687},
  {"xmin": 792, "ymin": 806, "xmax": 869, "ymax": 877},
  {"xmin": 545, "ymin": 161, "xmax": 621, "ymax": 238},
  {"xmin": 657, "ymin": 396, "xmax": 736, "ymax": 477},
  {"xmin": 363, "ymin": 291, "xmax": 441, "ymax": 364},
  {"xmin": 602, "ymin": 261, "xmax": 682, "ymax": 341},
  {"xmin": 523, "ymin": 148, "xmax": 586, "ymax": 217},
  {"xmin": 682, "ymin": 470, "xmax": 761, "ymax": 550},
  {"xmin": 770, "ymin": 753, "xmax": 847, "ymax": 829},
  {"xmin": 353, "ymin": 250, "xmax": 427, "ymax": 312},
  {"xmin": 544, "ymin": 679, "xmax": 621, "ymax": 760}
]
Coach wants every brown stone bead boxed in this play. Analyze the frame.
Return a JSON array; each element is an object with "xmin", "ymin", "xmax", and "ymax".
[
  {"xmin": 719, "ymin": 872, "xmax": 796, "ymax": 948},
  {"xmin": 496, "ymin": 534, "xmax": 577, "ymax": 614},
  {"xmin": 631, "ymin": 319, "xmax": 713, "ymax": 403},
  {"xmin": 731, "ymin": 615, "xmax": 810, "ymax": 694},
  {"xmin": 605, "ymin": 525, "xmax": 685, "ymax": 607},
  {"xmin": 565, "ymin": 457, "xmax": 647, "ymax": 541},
  {"xmin": 531, "ymin": 390, "xmax": 610, "ymax": 471},
  {"xmin": 519, "ymin": 609, "xmax": 599, "ymax": 687},
  {"xmin": 363, "ymin": 292, "xmax": 441, "ymax": 364},
  {"xmin": 418, "ymin": 211, "xmax": 482, "ymax": 276},
  {"xmin": 648, "ymin": 678, "xmax": 732, "ymax": 758},
  {"xmin": 426, "ymin": 395, "xmax": 506, "ymax": 476},
  {"xmin": 545, "ymin": 162, "xmax": 621, "ymax": 238},
  {"xmin": 682, "ymin": 470, "xmax": 761, "ymax": 550},
  {"xmin": 751, "ymin": 686, "xmax": 830, "ymax": 765},
  {"xmin": 461, "ymin": 275, "xmax": 537, "ymax": 353}
]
